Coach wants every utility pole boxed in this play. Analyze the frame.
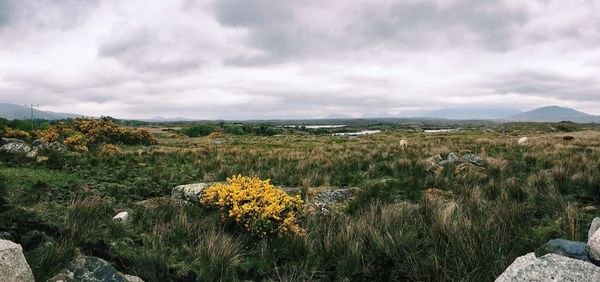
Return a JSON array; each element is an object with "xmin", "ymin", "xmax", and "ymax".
[{"xmin": 25, "ymin": 104, "xmax": 39, "ymax": 130}]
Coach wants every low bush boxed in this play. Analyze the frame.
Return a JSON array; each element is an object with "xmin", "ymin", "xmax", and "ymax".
[{"xmin": 202, "ymin": 175, "xmax": 305, "ymax": 237}]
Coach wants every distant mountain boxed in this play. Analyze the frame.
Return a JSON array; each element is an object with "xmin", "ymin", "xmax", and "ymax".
[
  {"xmin": 420, "ymin": 108, "xmax": 521, "ymax": 120},
  {"xmin": 141, "ymin": 116, "xmax": 196, "ymax": 122},
  {"xmin": 323, "ymin": 113, "xmax": 355, "ymax": 119},
  {"xmin": 360, "ymin": 112, "xmax": 395, "ymax": 118},
  {"xmin": 506, "ymin": 106, "xmax": 600, "ymax": 123},
  {"xmin": 0, "ymin": 103, "xmax": 83, "ymax": 120}
]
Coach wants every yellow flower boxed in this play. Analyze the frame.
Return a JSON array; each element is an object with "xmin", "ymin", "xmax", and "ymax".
[{"xmin": 201, "ymin": 175, "xmax": 305, "ymax": 237}]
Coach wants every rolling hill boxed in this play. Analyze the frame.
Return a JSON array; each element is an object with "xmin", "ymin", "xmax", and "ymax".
[
  {"xmin": 0, "ymin": 103, "xmax": 83, "ymax": 120},
  {"xmin": 506, "ymin": 106, "xmax": 600, "ymax": 123}
]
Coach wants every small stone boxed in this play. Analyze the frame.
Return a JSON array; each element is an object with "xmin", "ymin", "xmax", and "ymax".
[
  {"xmin": 36, "ymin": 156, "xmax": 49, "ymax": 163},
  {"xmin": 113, "ymin": 211, "xmax": 129, "ymax": 223}
]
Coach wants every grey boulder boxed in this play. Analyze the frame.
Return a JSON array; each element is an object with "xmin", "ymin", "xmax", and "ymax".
[
  {"xmin": 534, "ymin": 239, "xmax": 590, "ymax": 262},
  {"xmin": 171, "ymin": 183, "xmax": 215, "ymax": 204},
  {"xmin": 495, "ymin": 253, "xmax": 600, "ymax": 282},
  {"xmin": 0, "ymin": 142, "xmax": 32, "ymax": 154},
  {"xmin": 48, "ymin": 256, "xmax": 143, "ymax": 282},
  {"xmin": 0, "ymin": 239, "xmax": 35, "ymax": 282},
  {"xmin": 447, "ymin": 152, "xmax": 461, "ymax": 163},
  {"xmin": 462, "ymin": 153, "xmax": 485, "ymax": 166}
]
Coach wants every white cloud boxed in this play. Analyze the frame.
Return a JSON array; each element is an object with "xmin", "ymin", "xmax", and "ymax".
[{"xmin": 1, "ymin": 0, "xmax": 600, "ymax": 119}]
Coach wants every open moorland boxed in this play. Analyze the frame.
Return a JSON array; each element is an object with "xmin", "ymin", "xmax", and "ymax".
[{"xmin": 1, "ymin": 118, "xmax": 600, "ymax": 281}]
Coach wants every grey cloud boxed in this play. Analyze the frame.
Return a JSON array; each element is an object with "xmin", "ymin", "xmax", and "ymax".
[
  {"xmin": 213, "ymin": 0, "xmax": 293, "ymax": 27},
  {"xmin": 0, "ymin": 0, "xmax": 98, "ymax": 29},
  {"xmin": 484, "ymin": 70, "xmax": 600, "ymax": 101},
  {"xmin": 2, "ymin": 0, "xmax": 600, "ymax": 119},
  {"xmin": 98, "ymin": 26, "xmax": 205, "ymax": 73},
  {"xmin": 213, "ymin": 0, "xmax": 530, "ymax": 66}
]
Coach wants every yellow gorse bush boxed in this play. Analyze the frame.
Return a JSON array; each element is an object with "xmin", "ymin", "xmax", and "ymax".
[
  {"xmin": 3, "ymin": 128, "xmax": 31, "ymax": 140},
  {"xmin": 201, "ymin": 175, "xmax": 305, "ymax": 237},
  {"xmin": 37, "ymin": 118, "xmax": 158, "ymax": 150}
]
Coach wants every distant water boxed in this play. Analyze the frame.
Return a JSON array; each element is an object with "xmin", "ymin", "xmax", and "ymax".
[
  {"xmin": 283, "ymin": 125, "xmax": 346, "ymax": 129},
  {"xmin": 333, "ymin": 130, "xmax": 382, "ymax": 136}
]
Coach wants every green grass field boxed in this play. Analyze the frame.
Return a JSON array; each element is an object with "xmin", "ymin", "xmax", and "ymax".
[{"xmin": 2, "ymin": 123, "xmax": 600, "ymax": 281}]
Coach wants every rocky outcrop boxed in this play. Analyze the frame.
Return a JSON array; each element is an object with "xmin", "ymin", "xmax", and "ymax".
[
  {"xmin": 495, "ymin": 253, "xmax": 600, "ymax": 281},
  {"xmin": 48, "ymin": 256, "xmax": 143, "ymax": 282},
  {"xmin": 0, "ymin": 239, "xmax": 35, "ymax": 282},
  {"xmin": 0, "ymin": 142, "xmax": 32, "ymax": 154},
  {"xmin": 171, "ymin": 183, "xmax": 216, "ymax": 204}
]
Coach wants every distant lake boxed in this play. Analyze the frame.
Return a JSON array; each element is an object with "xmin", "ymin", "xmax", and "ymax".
[
  {"xmin": 424, "ymin": 128, "xmax": 460, "ymax": 133},
  {"xmin": 333, "ymin": 130, "xmax": 382, "ymax": 136},
  {"xmin": 283, "ymin": 125, "xmax": 347, "ymax": 129}
]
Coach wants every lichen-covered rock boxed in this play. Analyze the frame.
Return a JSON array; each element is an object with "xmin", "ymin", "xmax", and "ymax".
[
  {"xmin": 589, "ymin": 217, "xmax": 600, "ymax": 241},
  {"xmin": 48, "ymin": 256, "xmax": 142, "ymax": 282},
  {"xmin": 25, "ymin": 147, "xmax": 39, "ymax": 158},
  {"xmin": 171, "ymin": 183, "xmax": 216, "ymax": 204},
  {"xmin": 462, "ymin": 153, "xmax": 485, "ymax": 166},
  {"xmin": 447, "ymin": 152, "xmax": 461, "ymax": 163},
  {"xmin": 313, "ymin": 189, "xmax": 353, "ymax": 209},
  {"xmin": 0, "ymin": 142, "xmax": 31, "ymax": 154},
  {"xmin": 495, "ymin": 253, "xmax": 600, "ymax": 282},
  {"xmin": 534, "ymin": 239, "xmax": 590, "ymax": 262},
  {"xmin": 0, "ymin": 239, "xmax": 35, "ymax": 282}
]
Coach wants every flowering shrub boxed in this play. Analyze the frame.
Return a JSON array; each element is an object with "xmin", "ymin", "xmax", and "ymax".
[
  {"xmin": 2, "ymin": 128, "xmax": 30, "ymax": 140},
  {"xmin": 100, "ymin": 144, "xmax": 121, "ymax": 154},
  {"xmin": 37, "ymin": 118, "xmax": 158, "ymax": 150},
  {"xmin": 201, "ymin": 175, "xmax": 305, "ymax": 237},
  {"xmin": 63, "ymin": 134, "xmax": 88, "ymax": 152}
]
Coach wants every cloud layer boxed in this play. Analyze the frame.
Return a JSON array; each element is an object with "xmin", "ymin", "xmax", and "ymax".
[{"xmin": 1, "ymin": 0, "xmax": 599, "ymax": 119}]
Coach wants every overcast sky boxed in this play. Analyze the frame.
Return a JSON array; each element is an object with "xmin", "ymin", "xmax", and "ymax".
[{"xmin": 0, "ymin": 0, "xmax": 599, "ymax": 119}]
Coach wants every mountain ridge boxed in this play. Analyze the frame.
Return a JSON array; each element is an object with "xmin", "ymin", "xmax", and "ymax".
[{"xmin": 0, "ymin": 103, "xmax": 84, "ymax": 120}]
